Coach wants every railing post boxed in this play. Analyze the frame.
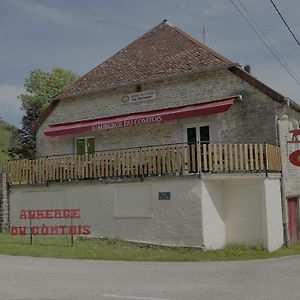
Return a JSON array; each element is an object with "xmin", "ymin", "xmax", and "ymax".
[
  {"xmin": 197, "ymin": 142, "xmax": 201, "ymax": 175},
  {"xmin": 264, "ymin": 142, "xmax": 268, "ymax": 175}
]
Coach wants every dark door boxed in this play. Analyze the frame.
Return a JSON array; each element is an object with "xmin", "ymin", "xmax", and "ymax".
[{"xmin": 288, "ymin": 197, "xmax": 299, "ymax": 243}]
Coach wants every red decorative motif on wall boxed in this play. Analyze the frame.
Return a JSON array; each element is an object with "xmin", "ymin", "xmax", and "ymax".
[
  {"xmin": 287, "ymin": 130, "xmax": 300, "ymax": 167},
  {"xmin": 289, "ymin": 150, "xmax": 300, "ymax": 167},
  {"xmin": 287, "ymin": 129, "xmax": 300, "ymax": 143}
]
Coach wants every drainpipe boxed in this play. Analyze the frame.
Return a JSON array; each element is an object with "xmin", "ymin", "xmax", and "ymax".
[{"xmin": 276, "ymin": 97, "xmax": 289, "ymax": 246}]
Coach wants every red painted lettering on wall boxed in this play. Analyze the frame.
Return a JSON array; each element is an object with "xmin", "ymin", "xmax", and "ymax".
[
  {"xmin": 12, "ymin": 208, "xmax": 91, "ymax": 236},
  {"xmin": 92, "ymin": 115, "xmax": 163, "ymax": 132},
  {"xmin": 10, "ymin": 225, "xmax": 91, "ymax": 236},
  {"xmin": 19, "ymin": 209, "xmax": 81, "ymax": 220}
]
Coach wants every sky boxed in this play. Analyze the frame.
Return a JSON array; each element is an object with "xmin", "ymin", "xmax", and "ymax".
[{"xmin": 1, "ymin": 0, "xmax": 300, "ymax": 127}]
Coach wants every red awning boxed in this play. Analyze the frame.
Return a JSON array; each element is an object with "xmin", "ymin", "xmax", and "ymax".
[{"xmin": 44, "ymin": 96, "xmax": 240, "ymax": 137}]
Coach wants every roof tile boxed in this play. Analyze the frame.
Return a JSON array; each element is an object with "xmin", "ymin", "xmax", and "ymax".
[{"xmin": 56, "ymin": 20, "xmax": 231, "ymax": 99}]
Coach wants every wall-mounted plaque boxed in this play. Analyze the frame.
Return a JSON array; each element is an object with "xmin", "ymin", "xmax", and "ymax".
[
  {"xmin": 120, "ymin": 90, "xmax": 156, "ymax": 104},
  {"xmin": 159, "ymin": 192, "xmax": 171, "ymax": 200}
]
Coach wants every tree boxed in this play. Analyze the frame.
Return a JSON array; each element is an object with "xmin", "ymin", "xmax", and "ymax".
[
  {"xmin": 9, "ymin": 68, "xmax": 79, "ymax": 159},
  {"xmin": 0, "ymin": 119, "xmax": 14, "ymax": 161}
]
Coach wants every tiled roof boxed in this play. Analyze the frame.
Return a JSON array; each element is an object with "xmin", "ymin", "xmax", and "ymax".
[{"xmin": 56, "ymin": 20, "xmax": 231, "ymax": 99}]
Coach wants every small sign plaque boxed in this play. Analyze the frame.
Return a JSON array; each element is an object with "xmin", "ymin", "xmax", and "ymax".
[
  {"xmin": 120, "ymin": 90, "xmax": 156, "ymax": 104},
  {"xmin": 159, "ymin": 192, "xmax": 171, "ymax": 200}
]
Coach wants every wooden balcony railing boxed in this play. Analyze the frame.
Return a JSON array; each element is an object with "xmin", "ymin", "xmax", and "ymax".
[{"xmin": 5, "ymin": 143, "xmax": 282, "ymax": 185}]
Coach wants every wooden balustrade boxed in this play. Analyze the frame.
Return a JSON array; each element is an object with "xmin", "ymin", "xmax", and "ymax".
[{"xmin": 5, "ymin": 143, "xmax": 282, "ymax": 184}]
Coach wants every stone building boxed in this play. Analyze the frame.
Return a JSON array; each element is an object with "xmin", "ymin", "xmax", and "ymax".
[{"xmin": 6, "ymin": 21, "xmax": 300, "ymax": 250}]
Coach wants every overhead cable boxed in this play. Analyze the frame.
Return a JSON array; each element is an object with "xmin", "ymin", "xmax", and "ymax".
[
  {"xmin": 230, "ymin": 0, "xmax": 300, "ymax": 85},
  {"xmin": 269, "ymin": 0, "xmax": 300, "ymax": 49}
]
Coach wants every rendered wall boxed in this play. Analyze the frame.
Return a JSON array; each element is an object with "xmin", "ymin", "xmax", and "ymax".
[
  {"xmin": 9, "ymin": 176, "xmax": 283, "ymax": 250},
  {"xmin": 224, "ymin": 179, "xmax": 264, "ymax": 246},
  {"xmin": 262, "ymin": 178, "xmax": 284, "ymax": 251},
  {"xmin": 201, "ymin": 177, "xmax": 283, "ymax": 251},
  {"xmin": 201, "ymin": 180, "xmax": 225, "ymax": 249},
  {"xmin": 9, "ymin": 177, "xmax": 203, "ymax": 247}
]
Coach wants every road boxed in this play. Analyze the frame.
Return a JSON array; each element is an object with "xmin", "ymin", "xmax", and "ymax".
[{"xmin": 0, "ymin": 254, "xmax": 299, "ymax": 300}]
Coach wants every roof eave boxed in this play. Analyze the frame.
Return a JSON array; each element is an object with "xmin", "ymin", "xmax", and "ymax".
[
  {"xmin": 229, "ymin": 65, "xmax": 300, "ymax": 113},
  {"xmin": 54, "ymin": 63, "xmax": 239, "ymax": 101}
]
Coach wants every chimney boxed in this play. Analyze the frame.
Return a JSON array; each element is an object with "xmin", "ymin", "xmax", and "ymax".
[{"xmin": 244, "ymin": 65, "xmax": 251, "ymax": 73}]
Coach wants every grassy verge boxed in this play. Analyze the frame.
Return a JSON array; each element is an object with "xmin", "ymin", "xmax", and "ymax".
[{"xmin": 0, "ymin": 233, "xmax": 299, "ymax": 261}]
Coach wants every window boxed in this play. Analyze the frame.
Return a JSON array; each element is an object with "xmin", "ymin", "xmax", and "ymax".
[
  {"xmin": 75, "ymin": 137, "xmax": 95, "ymax": 155},
  {"xmin": 186, "ymin": 125, "xmax": 210, "ymax": 145}
]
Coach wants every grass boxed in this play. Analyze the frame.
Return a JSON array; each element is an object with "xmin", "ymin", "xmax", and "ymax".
[{"xmin": 0, "ymin": 233, "xmax": 299, "ymax": 262}]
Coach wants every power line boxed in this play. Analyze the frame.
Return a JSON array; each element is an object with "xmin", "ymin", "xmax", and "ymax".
[
  {"xmin": 268, "ymin": 0, "xmax": 300, "ymax": 49},
  {"xmin": 236, "ymin": 0, "xmax": 299, "ymax": 81},
  {"xmin": 230, "ymin": 0, "xmax": 300, "ymax": 85}
]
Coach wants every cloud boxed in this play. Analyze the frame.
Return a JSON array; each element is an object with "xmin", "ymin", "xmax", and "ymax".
[{"xmin": 0, "ymin": 85, "xmax": 24, "ymax": 127}]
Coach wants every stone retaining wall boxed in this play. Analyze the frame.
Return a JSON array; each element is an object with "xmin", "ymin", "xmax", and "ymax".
[{"xmin": 0, "ymin": 173, "xmax": 9, "ymax": 232}]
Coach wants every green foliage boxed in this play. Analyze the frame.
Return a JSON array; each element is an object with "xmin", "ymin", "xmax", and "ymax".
[
  {"xmin": 10, "ymin": 68, "xmax": 79, "ymax": 159},
  {"xmin": 0, "ymin": 234, "xmax": 299, "ymax": 261},
  {"xmin": 0, "ymin": 119, "xmax": 14, "ymax": 161},
  {"xmin": 21, "ymin": 68, "xmax": 78, "ymax": 120}
]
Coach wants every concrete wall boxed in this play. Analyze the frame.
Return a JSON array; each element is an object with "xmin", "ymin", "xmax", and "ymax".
[
  {"xmin": 262, "ymin": 178, "xmax": 284, "ymax": 251},
  {"xmin": 36, "ymin": 69, "xmax": 278, "ymax": 157},
  {"xmin": 9, "ymin": 177, "xmax": 203, "ymax": 247},
  {"xmin": 224, "ymin": 179, "xmax": 264, "ymax": 247},
  {"xmin": 201, "ymin": 176, "xmax": 283, "ymax": 251},
  {"xmin": 201, "ymin": 180, "xmax": 225, "ymax": 249},
  {"xmin": 9, "ymin": 175, "xmax": 284, "ymax": 250}
]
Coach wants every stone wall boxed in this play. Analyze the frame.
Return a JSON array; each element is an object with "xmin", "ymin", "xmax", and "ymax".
[
  {"xmin": 36, "ymin": 68, "xmax": 278, "ymax": 157},
  {"xmin": 0, "ymin": 173, "xmax": 9, "ymax": 232}
]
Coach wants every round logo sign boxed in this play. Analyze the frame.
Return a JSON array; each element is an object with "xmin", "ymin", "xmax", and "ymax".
[
  {"xmin": 120, "ymin": 95, "xmax": 130, "ymax": 103},
  {"xmin": 289, "ymin": 150, "xmax": 300, "ymax": 166}
]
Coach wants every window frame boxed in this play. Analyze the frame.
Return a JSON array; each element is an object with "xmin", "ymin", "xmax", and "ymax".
[
  {"xmin": 183, "ymin": 122, "xmax": 213, "ymax": 144},
  {"xmin": 75, "ymin": 136, "xmax": 95, "ymax": 155}
]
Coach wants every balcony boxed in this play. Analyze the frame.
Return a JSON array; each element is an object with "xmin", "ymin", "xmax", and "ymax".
[{"xmin": 2, "ymin": 143, "xmax": 282, "ymax": 185}]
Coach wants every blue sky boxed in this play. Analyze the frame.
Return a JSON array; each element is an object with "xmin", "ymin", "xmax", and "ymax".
[{"xmin": 1, "ymin": 0, "xmax": 300, "ymax": 126}]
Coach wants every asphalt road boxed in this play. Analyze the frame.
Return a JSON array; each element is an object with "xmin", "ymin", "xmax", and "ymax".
[{"xmin": 0, "ymin": 254, "xmax": 300, "ymax": 300}]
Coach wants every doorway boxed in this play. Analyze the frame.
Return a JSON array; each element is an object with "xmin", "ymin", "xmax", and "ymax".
[
  {"xmin": 185, "ymin": 125, "xmax": 210, "ymax": 172},
  {"xmin": 287, "ymin": 197, "xmax": 299, "ymax": 243}
]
